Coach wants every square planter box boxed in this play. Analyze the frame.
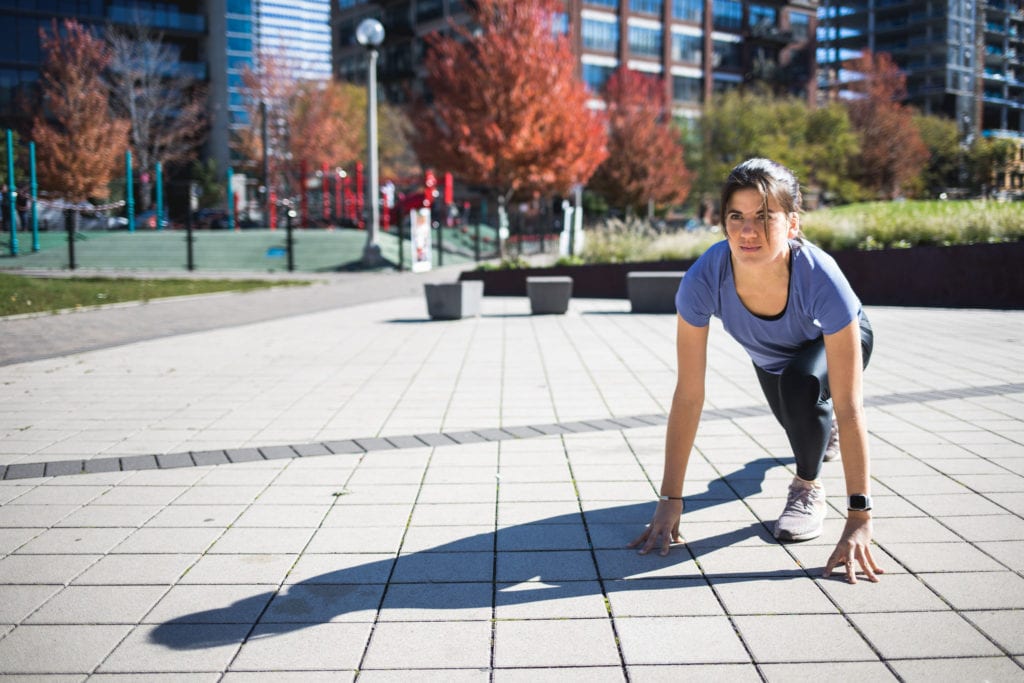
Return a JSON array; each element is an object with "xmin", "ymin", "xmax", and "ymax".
[
  {"xmin": 424, "ymin": 280, "xmax": 484, "ymax": 320},
  {"xmin": 627, "ymin": 271, "xmax": 686, "ymax": 313},
  {"xmin": 526, "ymin": 276, "xmax": 573, "ymax": 315}
]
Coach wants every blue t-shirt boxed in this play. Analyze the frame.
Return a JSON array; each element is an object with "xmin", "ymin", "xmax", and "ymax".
[{"xmin": 675, "ymin": 239, "xmax": 861, "ymax": 373}]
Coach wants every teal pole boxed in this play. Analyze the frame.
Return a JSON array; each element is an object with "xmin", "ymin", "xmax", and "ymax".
[
  {"xmin": 5, "ymin": 129, "xmax": 17, "ymax": 256},
  {"xmin": 226, "ymin": 167, "xmax": 235, "ymax": 231},
  {"xmin": 125, "ymin": 151, "xmax": 134, "ymax": 233},
  {"xmin": 155, "ymin": 161, "xmax": 164, "ymax": 230},
  {"xmin": 29, "ymin": 141, "xmax": 38, "ymax": 252}
]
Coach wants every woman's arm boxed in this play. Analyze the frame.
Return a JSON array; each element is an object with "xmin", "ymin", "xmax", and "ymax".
[
  {"xmin": 822, "ymin": 318, "xmax": 883, "ymax": 583},
  {"xmin": 629, "ymin": 315, "xmax": 709, "ymax": 556}
]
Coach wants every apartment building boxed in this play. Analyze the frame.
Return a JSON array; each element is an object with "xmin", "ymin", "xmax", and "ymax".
[{"xmin": 331, "ymin": 0, "xmax": 820, "ymax": 116}]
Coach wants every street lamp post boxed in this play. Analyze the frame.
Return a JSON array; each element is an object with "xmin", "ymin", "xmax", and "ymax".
[{"xmin": 356, "ymin": 17, "xmax": 385, "ymax": 267}]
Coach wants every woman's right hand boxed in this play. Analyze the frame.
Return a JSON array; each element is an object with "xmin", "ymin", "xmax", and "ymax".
[{"xmin": 627, "ymin": 499, "xmax": 683, "ymax": 556}]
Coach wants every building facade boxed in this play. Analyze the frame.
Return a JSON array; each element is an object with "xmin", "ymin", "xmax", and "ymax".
[
  {"xmin": 0, "ymin": 0, "xmax": 256, "ymax": 174},
  {"xmin": 818, "ymin": 0, "xmax": 1024, "ymax": 144},
  {"xmin": 256, "ymin": 0, "xmax": 332, "ymax": 80},
  {"xmin": 331, "ymin": 0, "xmax": 820, "ymax": 116}
]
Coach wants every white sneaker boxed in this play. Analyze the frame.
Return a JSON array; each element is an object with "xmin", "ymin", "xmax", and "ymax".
[
  {"xmin": 774, "ymin": 478, "xmax": 826, "ymax": 542},
  {"xmin": 823, "ymin": 418, "xmax": 840, "ymax": 462}
]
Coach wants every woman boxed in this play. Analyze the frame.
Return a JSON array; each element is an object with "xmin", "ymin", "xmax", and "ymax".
[{"xmin": 628, "ymin": 158, "xmax": 882, "ymax": 584}]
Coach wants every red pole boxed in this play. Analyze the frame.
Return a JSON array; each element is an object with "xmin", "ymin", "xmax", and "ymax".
[
  {"xmin": 355, "ymin": 162, "xmax": 364, "ymax": 229},
  {"xmin": 300, "ymin": 159, "xmax": 308, "ymax": 228},
  {"xmin": 269, "ymin": 190, "xmax": 277, "ymax": 230},
  {"xmin": 344, "ymin": 174, "xmax": 354, "ymax": 224},
  {"xmin": 321, "ymin": 162, "xmax": 330, "ymax": 224},
  {"xmin": 334, "ymin": 170, "xmax": 342, "ymax": 224}
]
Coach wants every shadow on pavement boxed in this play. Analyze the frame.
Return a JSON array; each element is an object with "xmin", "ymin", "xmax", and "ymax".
[{"xmin": 152, "ymin": 457, "xmax": 791, "ymax": 650}]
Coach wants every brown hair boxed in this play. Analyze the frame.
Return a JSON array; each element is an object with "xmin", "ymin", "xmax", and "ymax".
[{"xmin": 720, "ymin": 158, "xmax": 803, "ymax": 241}]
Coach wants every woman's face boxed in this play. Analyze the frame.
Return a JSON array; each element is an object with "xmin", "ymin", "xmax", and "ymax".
[{"xmin": 723, "ymin": 188, "xmax": 798, "ymax": 267}]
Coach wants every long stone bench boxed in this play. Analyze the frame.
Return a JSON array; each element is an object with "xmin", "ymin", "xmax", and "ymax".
[{"xmin": 627, "ymin": 271, "xmax": 685, "ymax": 313}]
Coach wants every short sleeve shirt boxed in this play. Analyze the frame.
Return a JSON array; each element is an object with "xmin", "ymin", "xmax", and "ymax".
[{"xmin": 675, "ymin": 239, "xmax": 861, "ymax": 374}]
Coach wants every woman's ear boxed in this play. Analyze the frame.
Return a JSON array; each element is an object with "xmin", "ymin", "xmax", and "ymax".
[{"xmin": 787, "ymin": 212, "xmax": 800, "ymax": 239}]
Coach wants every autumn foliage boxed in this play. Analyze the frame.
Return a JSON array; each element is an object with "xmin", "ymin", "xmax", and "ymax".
[
  {"xmin": 412, "ymin": 0, "xmax": 607, "ymax": 201},
  {"xmin": 844, "ymin": 52, "xmax": 929, "ymax": 199},
  {"xmin": 589, "ymin": 69, "xmax": 692, "ymax": 213},
  {"xmin": 31, "ymin": 20, "xmax": 130, "ymax": 202}
]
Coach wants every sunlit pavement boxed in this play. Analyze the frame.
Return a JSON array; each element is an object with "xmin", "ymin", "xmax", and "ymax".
[{"xmin": 0, "ymin": 281, "xmax": 1022, "ymax": 680}]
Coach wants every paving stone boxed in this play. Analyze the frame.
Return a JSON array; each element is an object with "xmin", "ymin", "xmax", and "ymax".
[
  {"xmin": 881, "ymin": 541, "xmax": 1006, "ymax": 573},
  {"xmin": 919, "ymin": 571, "xmax": 1024, "ymax": 609},
  {"xmin": 475, "ymin": 428, "xmax": 513, "ymax": 442},
  {"xmin": 178, "ymin": 554, "xmax": 297, "ymax": 585},
  {"xmin": 259, "ymin": 445, "xmax": 298, "ymax": 460},
  {"xmin": 84, "ymin": 457, "xmax": 122, "ymax": 473},
  {"xmin": 226, "ymin": 448, "xmax": 266, "ymax": 463},
  {"xmin": 261, "ymin": 583, "xmax": 384, "ymax": 623},
  {"xmin": 285, "ymin": 442, "xmax": 327, "ymax": 457},
  {"xmin": 759, "ymin": 662, "xmax": 897, "ymax": 682},
  {"xmin": 888, "ymin": 657, "xmax": 1024, "ymax": 683},
  {"xmin": 711, "ymin": 576, "xmax": 839, "ymax": 615},
  {"xmin": 25, "ymin": 585, "xmax": 167, "ymax": 624},
  {"xmin": 0, "ymin": 554, "xmax": 100, "ymax": 585},
  {"xmin": 616, "ymin": 615, "xmax": 751, "ymax": 664},
  {"xmin": 362, "ymin": 620, "xmax": 491, "ymax": 669},
  {"xmin": 415, "ymin": 432, "xmax": 459, "ymax": 447},
  {"xmin": 445, "ymin": 431, "xmax": 488, "ymax": 444},
  {"xmin": 99, "ymin": 623, "xmax": 248, "ymax": 672},
  {"xmin": 44, "ymin": 459, "xmax": 85, "ymax": 477},
  {"xmin": 494, "ymin": 618, "xmax": 620, "ymax": 667},
  {"xmin": 850, "ymin": 612, "xmax": 1004, "ymax": 658},
  {"xmin": 0, "ymin": 584, "xmax": 61, "ymax": 622},
  {"xmin": 495, "ymin": 579, "xmax": 608, "ymax": 619},
  {"xmin": 192, "ymin": 449, "xmax": 230, "ymax": 466},
  {"xmin": 379, "ymin": 581, "xmax": 492, "ymax": 621},
  {"xmin": 0, "ymin": 624, "xmax": 131, "ymax": 673},
  {"xmin": 283, "ymin": 553, "xmax": 395, "ymax": 585},
  {"xmin": 4, "ymin": 463, "xmax": 46, "ymax": 480},
  {"xmin": 733, "ymin": 614, "xmax": 880, "ymax": 663},
  {"xmin": 384, "ymin": 435, "xmax": 426, "ymax": 449},
  {"xmin": 964, "ymin": 610, "xmax": 1024, "ymax": 655},
  {"xmin": 120, "ymin": 454, "xmax": 158, "ymax": 471},
  {"xmin": 15, "ymin": 527, "xmax": 134, "ymax": 555},
  {"xmin": 503, "ymin": 426, "xmax": 543, "ymax": 438},
  {"xmin": 72, "ymin": 554, "xmax": 197, "ymax": 586},
  {"xmin": 393, "ymin": 551, "xmax": 494, "ymax": 583},
  {"xmin": 497, "ymin": 550, "xmax": 597, "ymax": 582},
  {"xmin": 627, "ymin": 663, "xmax": 760, "ymax": 682},
  {"xmin": 143, "ymin": 584, "xmax": 275, "ymax": 624},
  {"xmin": 353, "ymin": 438, "xmax": 397, "ymax": 451},
  {"xmin": 157, "ymin": 452, "xmax": 195, "ymax": 469}
]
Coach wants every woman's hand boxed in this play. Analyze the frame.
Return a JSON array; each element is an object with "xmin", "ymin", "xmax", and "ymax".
[
  {"xmin": 823, "ymin": 512, "xmax": 884, "ymax": 583},
  {"xmin": 627, "ymin": 499, "xmax": 683, "ymax": 556}
]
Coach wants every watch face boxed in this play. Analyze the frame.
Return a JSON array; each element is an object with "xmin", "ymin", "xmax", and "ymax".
[{"xmin": 849, "ymin": 494, "xmax": 870, "ymax": 510}]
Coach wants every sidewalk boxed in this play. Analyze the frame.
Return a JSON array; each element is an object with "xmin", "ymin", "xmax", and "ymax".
[{"xmin": 0, "ymin": 280, "xmax": 1022, "ymax": 680}]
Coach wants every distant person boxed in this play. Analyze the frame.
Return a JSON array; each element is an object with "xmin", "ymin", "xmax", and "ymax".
[{"xmin": 630, "ymin": 158, "xmax": 881, "ymax": 584}]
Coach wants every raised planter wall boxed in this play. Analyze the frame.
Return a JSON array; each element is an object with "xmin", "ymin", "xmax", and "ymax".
[{"xmin": 458, "ymin": 241, "xmax": 1024, "ymax": 310}]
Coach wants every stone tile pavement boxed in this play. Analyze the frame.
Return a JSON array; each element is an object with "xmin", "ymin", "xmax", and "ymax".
[{"xmin": 0, "ymin": 276, "xmax": 1022, "ymax": 680}]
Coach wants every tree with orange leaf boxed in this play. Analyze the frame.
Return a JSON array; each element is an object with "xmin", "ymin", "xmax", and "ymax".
[
  {"xmin": 589, "ymin": 68, "xmax": 692, "ymax": 214},
  {"xmin": 412, "ymin": 0, "xmax": 608, "ymax": 203},
  {"xmin": 843, "ymin": 52, "xmax": 929, "ymax": 199},
  {"xmin": 31, "ymin": 20, "xmax": 130, "ymax": 202}
]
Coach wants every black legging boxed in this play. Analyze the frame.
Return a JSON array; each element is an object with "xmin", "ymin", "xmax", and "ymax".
[{"xmin": 754, "ymin": 312, "xmax": 874, "ymax": 481}]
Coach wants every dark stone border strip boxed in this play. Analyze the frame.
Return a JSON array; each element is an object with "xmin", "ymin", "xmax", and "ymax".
[
  {"xmin": 4, "ymin": 381, "xmax": 1022, "ymax": 481},
  {"xmin": 0, "ymin": 412, "xmax": 671, "ymax": 481}
]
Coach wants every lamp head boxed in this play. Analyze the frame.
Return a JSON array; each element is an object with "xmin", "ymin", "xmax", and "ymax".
[{"xmin": 355, "ymin": 18, "xmax": 385, "ymax": 48}]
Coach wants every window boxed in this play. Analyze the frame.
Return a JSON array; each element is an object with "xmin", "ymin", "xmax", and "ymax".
[
  {"xmin": 630, "ymin": 0, "xmax": 663, "ymax": 14},
  {"xmin": 586, "ymin": 0, "xmax": 619, "ymax": 8},
  {"xmin": 582, "ymin": 18, "xmax": 619, "ymax": 52},
  {"xmin": 552, "ymin": 12, "xmax": 569, "ymax": 35},
  {"xmin": 672, "ymin": 0, "xmax": 702, "ymax": 23},
  {"xmin": 226, "ymin": 17, "xmax": 252, "ymax": 34},
  {"xmin": 416, "ymin": 0, "xmax": 444, "ymax": 22},
  {"xmin": 227, "ymin": 0, "xmax": 251, "ymax": 14},
  {"xmin": 712, "ymin": 0, "xmax": 742, "ymax": 30},
  {"xmin": 748, "ymin": 4, "xmax": 777, "ymax": 29},
  {"xmin": 227, "ymin": 36, "xmax": 253, "ymax": 53},
  {"xmin": 629, "ymin": 25, "xmax": 662, "ymax": 57},
  {"xmin": 583, "ymin": 63, "xmax": 615, "ymax": 92},
  {"xmin": 672, "ymin": 74, "xmax": 703, "ymax": 102},
  {"xmin": 671, "ymin": 31, "xmax": 702, "ymax": 63},
  {"xmin": 712, "ymin": 38, "xmax": 740, "ymax": 68},
  {"xmin": 790, "ymin": 12, "xmax": 810, "ymax": 40}
]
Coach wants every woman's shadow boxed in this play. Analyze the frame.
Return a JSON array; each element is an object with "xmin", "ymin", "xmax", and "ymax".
[{"xmin": 151, "ymin": 456, "xmax": 796, "ymax": 650}]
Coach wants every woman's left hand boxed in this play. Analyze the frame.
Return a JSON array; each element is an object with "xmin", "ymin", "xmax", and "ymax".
[{"xmin": 823, "ymin": 512, "xmax": 884, "ymax": 583}]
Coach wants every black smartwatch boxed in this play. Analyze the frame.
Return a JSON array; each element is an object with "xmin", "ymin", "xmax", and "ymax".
[{"xmin": 848, "ymin": 494, "xmax": 873, "ymax": 512}]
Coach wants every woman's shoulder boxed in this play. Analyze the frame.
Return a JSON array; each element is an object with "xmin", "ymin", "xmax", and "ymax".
[{"xmin": 791, "ymin": 239, "xmax": 844, "ymax": 277}]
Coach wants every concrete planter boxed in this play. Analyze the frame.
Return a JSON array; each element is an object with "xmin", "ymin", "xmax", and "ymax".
[
  {"xmin": 627, "ymin": 271, "xmax": 686, "ymax": 313},
  {"xmin": 424, "ymin": 281, "xmax": 484, "ymax": 320},
  {"xmin": 526, "ymin": 276, "xmax": 573, "ymax": 314}
]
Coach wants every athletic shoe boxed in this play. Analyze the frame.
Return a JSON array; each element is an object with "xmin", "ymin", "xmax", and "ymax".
[
  {"xmin": 773, "ymin": 478, "xmax": 826, "ymax": 542},
  {"xmin": 823, "ymin": 418, "xmax": 840, "ymax": 462}
]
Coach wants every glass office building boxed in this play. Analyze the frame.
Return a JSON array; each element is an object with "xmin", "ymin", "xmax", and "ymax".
[{"xmin": 256, "ymin": 0, "xmax": 332, "ymax": 80}]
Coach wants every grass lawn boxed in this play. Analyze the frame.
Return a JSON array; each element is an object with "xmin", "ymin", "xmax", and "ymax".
[{"xmin": 0, "ymin": 272, "xmax": 311, "ymax": 317}]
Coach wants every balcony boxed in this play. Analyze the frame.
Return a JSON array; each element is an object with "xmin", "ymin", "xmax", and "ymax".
[{"xmin": 107, "ymin": 6, "xmax": 205, "ymax": 33}]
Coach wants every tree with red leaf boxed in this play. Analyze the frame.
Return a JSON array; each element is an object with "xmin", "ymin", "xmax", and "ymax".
[
  {"xmin": 844, "ymin": 52, "xmax": 929, "ymax": 199},
  {"xmin": 31, "ymin": 20, "xmax": 130, "ymax": 202},
  {"xmin": 589, "ymin": 68, "xmax": 692, "ymax": 214},
  {"xmin": 412, "ymin": 0, "xmax": 607, "ymax": 204}
]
